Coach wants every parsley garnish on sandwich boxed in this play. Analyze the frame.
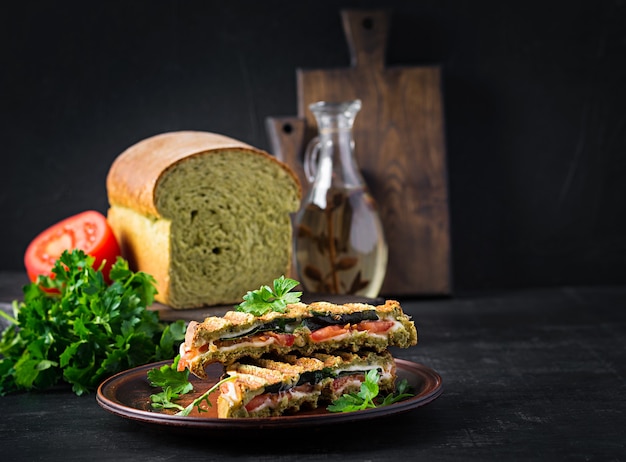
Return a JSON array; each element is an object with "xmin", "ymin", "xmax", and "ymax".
[{"xmin": 236, "ymin": 275, "xmax": 302, "ymax": 316}]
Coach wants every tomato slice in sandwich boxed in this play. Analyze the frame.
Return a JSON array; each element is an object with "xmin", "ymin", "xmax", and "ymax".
[
  {"xmin": 310, "ymin": 325, "xmax": 349, "ymax": 342},
  {"xmin": 24, "ymin": 210, "xmax": 121, "ymax": 283}
]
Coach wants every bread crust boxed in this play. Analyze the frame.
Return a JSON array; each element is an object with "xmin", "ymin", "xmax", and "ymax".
[
  {"xmin": 106, "ymin": 205, "xmax": 172, "ymax": 302},
  {"xmin": 106, "ymin": 131, "xmax": 302, "ymax": 217}
]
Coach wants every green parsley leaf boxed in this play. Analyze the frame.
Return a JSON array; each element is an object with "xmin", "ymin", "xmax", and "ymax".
[
  {"xmin": 148, "ymin": 356, "xmax": 193, "ymax": 411},
  {"xmin": 380, "ymin": 378, "xmax": 414, "ymax": 406},
  {"xmin": 236, "ymin": 275, "xmax": 302, "ymax": 316},
  {"xmin": 327, "ymin": 370, "xmax": 415, "ymax": 413},
  {"xmin": 358, "ymin": 369, "xmax": 380, "ymax": 403},
  {"xmin": 147, "ymin": 356, "xmax": 236, "ymax": 417},
  {"xmin": 0, "ymin": 249, "xmax": 186, "ymax": 396},
  {"xmin": 147, "ymin": 356, "xmax": 192, "ymax": 393},
  {"xmin": 150, "ymin": 386, "xmax": 187, "ymax": 412}
]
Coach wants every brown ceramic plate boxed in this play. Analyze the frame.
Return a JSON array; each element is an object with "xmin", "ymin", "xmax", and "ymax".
[{"xmin": 96, "ymin": 359, "xmax": 443, "ymax": 430}]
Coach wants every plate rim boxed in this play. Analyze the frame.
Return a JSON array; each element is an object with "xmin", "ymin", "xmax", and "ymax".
[{"xmin": 96, "ymin": 358, "xmax": 443, "ymax": 429}]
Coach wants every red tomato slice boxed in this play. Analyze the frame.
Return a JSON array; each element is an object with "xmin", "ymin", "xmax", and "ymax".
[
  {"xmin": 331, "ymin": 373, "xmax": 365, "ymax": 393},
  {"xmin": 268, "ymin": 333, "xmax": 296, "ymax": 347},
  {"xmin": 245, "ymin": 394, "xmax": 273, "ymax": 412},
  {"xmin": 309, "ymin": 325, "xmax": 349, "ymax": 342},
  {"xmin": 24, "ymin": 210, "xmax": 121, "ymax": 283},
  {"xmin": 355, "ymin": 320, "xmax": 395, "ymax": 334}
]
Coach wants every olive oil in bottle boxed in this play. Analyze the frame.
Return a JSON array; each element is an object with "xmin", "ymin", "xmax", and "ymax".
[{"xmin": 294, "ymin": 185, "xmax": 387, "ymax": 297}]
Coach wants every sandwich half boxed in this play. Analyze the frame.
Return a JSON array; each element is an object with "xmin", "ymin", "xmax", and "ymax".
[
  {"xmin": 178, "ymin": 299, "xmax": 417, "ymax": 378},
  {"xmin": 217, "ymin": 350, "xmax": 396, "ymax": 418}
]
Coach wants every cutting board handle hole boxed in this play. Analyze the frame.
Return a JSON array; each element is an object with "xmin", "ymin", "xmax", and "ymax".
[
  {"xmin": 362, "ymin": 17, "xmax": 374, "ymax": 30},
  {"xmin": 282, "ymin": 122, "xmax": 293, "ymax": 134}
]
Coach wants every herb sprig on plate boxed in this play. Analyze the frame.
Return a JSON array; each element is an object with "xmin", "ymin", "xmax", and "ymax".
[
  {"xmin": 148, "ymin": 356, "xmax": 234, "ymax": 416},
  {"xmin": 326, "ymin": 369, "xmax": 414, "ymax": 413},
  {"xmin": 147, "ymin": 356, "xmax": 194, "ymax": 412}
]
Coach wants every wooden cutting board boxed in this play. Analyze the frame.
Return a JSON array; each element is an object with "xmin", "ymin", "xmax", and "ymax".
[{"xmin": 268, "ymin": 9, "xmax": 451, "ymax": 297}]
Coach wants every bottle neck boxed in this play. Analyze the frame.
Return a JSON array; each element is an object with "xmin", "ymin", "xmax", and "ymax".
[
  {"xmin": 317, "ymin": 126, "xmax": 362, "ymax": 189},
  {"xmin": 306, "ymin": 100, "xmax": 365, "ymax": 208}
]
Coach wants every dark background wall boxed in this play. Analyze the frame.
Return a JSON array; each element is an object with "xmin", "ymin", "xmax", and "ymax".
[{"xmin": 2, "ymin": 0, "xmax": 625, "ymax": 293}]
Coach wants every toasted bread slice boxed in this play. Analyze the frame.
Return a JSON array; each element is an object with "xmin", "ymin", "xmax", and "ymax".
[
  {"xmin": 179, "ymin": 299, "xmax": 417, "ymax": 378},
  {"xmin": 217, "ymin": 350, "xmax": 397, "ymax": 418}
]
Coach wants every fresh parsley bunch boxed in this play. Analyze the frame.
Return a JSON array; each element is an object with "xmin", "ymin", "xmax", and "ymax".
[
  {"xmin": 236, "ymin": 275, "xmax": 302, "ymax": 316},
  {"xmin": 0, "ymin": 249, "xmax": 186, "ymax": 396}
]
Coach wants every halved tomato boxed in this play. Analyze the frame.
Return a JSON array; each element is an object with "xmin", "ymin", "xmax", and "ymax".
[{"xmin": 24, "ymin": 210, "xmax": 121, "ymax": 283}]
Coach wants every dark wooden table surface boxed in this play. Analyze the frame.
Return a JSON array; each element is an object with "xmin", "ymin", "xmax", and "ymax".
[{"xmin": 0, "ymin": 271, "xmax": 624, "ymax": 461}]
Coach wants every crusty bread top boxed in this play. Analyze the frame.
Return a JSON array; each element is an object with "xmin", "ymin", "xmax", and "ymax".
[{"xmin": 106, "ymin": 131, "xmax": 301, "ymax": 217}]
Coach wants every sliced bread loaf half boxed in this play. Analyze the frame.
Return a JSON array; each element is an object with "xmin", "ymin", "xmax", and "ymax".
[{"xmin": 106, "ymin": 131, "xmax": 301, "ymax": 309}]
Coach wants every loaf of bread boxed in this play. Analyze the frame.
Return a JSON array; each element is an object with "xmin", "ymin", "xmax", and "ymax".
[{"xmin": 105, "ymin": 131, "xmax": 301, "ymax": 309}]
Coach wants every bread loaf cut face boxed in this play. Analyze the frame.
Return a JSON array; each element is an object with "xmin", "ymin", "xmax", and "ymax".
[{"xmin": 106, "ymin": 131, "xmax": 301, "ymax": 309}]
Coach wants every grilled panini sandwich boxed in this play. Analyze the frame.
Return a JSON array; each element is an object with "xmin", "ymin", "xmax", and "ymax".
[
  {"xmin": 217, "ymin": 350, "xmax": 396, "ymax": 418},
  {"xmin": 179, "ymin": 299, "xmax": 417, "ymax": 378}
]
